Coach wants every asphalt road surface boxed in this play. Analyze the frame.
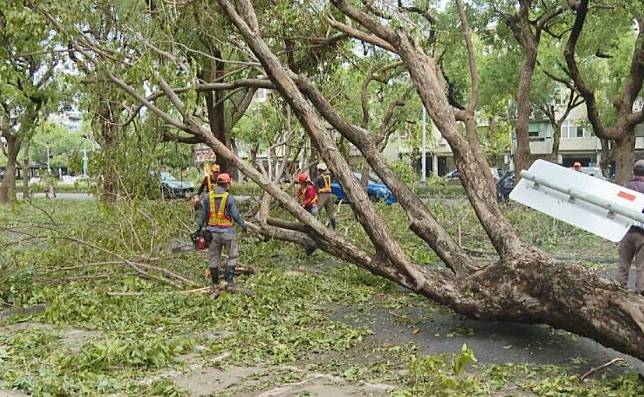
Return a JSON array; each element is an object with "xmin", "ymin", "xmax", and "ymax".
[{"xmin": 17, "ymin": 192, "xmax": 94, "ymax": 200}]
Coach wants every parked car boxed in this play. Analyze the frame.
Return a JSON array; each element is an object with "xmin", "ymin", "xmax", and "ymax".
[
  {"xmin": 28, "ymin": 177, "xmax": 41, "ymax": 185},
  {"xmin": 160, "ymin": 171, "xmax": 194, "ymax": 198},
  {"xmin": 496, "ymin": 166, "xmax": 608, "ymax": 203},
  {"xmin": 445, "ymin": 167, "xmax": 500, "ymax": 184},
  {"xmin": 330, "ymin": 172, "xmax": 396, "ymax": 205},
  {"xmin": 60, "ymin": 175, "xmax": 77, "ymax": 184},
  {"xmin": 579, "ymin": 166, "xmax": 606, "ymax": 180}
]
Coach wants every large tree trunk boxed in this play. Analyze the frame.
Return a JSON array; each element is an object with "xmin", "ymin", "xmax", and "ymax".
[
  {"xmin": 599, "ymin": 138, "xmax": 613, "ymax": 178},
  {"xmin": 613, "ymin": 132, "xmax": 636, "ymax": 185},
  {"xmin": 0, "ymin": 136, "xmax": 19, "ymax": 204},
  {"xmin": 21, "ymin": 140, "xmax": 31, "ymax": 200},
  {"xmin": 550, "ymin": 121, "xmax": 562, "ymax": 163},
  {"xmin": 513, "ymin": 48, "xmax": 537, "ymax": 175},
  {"xmin": 203, "ymin": 47, "xmax": 232, "ymax": 173}
]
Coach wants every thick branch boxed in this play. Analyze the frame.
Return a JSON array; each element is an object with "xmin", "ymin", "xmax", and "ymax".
[
  {"xmin": 326, "ymin": 17, "xmax": 397, "ymax": 54},
  {"xmin": 455, "ymin": 0, "xmax": 479, "ymax": 112}
]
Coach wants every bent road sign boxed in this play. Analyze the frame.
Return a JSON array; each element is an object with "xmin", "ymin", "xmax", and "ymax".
[{"xmin": 510, "ymin": 159, "xmax": 644, "ymax": 242}]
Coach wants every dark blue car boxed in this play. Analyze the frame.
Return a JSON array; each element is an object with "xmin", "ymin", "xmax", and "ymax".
[{"xmin": 330, "ymin": 172, "xmax": 397, "ymax": 205}]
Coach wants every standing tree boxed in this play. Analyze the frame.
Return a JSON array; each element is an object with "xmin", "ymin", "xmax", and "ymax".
[
  {"xmin": 0, "ymin": 1, "xmax": 59, "ymax": 203},
  {"xmin": 564, "ymin": 0, "xmax": 643, "ymax": 184},
  {"xmin": 489, "ymin": 0, "xmax": 564, "ymax": 174},
  {"xmin": 44, "ymin": 0, "xmax": 644, "ymax": 360}
]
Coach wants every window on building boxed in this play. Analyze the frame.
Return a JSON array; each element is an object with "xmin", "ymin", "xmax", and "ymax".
[
  {"xmin": 576, "ymin": 126, "xmax": 585, "ymax": 138},
  {"xmin": 529, "ymin": 125, "xmax": 540, "ymax": 137},
  {"xmin": 561, "ymin": 119, "xmax": 575, "ymax": 138}
]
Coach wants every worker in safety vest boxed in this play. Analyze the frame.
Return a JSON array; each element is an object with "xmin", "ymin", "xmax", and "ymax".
[
  {"xmin": 193, "ymin": 163, "xmax": 220, "ymax": 210},
  {"xmin": 313, "ymin": 162, "xmax": 337, "ymax": 229},
  {"xmin": 295, "ymin": 173, "xmax": 319, "ymax": 216},
  {"xmin": 617, "ymin": 160, "xmax": 644, "ymax": 295},
  {"xmin": 197, "ymin": 163, "xmax": 220, "ymax": 195},
  {"xmin": 196, "ymin": 173, "xmax": 247, "ymax": 288}
]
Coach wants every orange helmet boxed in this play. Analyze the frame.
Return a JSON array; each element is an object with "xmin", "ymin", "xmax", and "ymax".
[
  {"xmin": 297, "ymin": 173, "xmax": 309, "ymax": 183},
  {"xmin": 217, "ymin": 173, "xmax": 232, "ymax": 184}
]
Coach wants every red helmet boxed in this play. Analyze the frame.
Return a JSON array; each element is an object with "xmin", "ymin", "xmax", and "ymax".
[
  {"xmin": 297, "ymin": 173, "xmax": 309, "ymax": 183},
  {"xmin": 217, "ymin": 173, "xmax": 232, "ymax": 184}
]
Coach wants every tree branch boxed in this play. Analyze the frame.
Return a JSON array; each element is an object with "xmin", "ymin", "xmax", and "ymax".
[
  {"xmin": 455, "ymin": 0, "xmax": 479, "ymax": 112},
  {"xmin": 563, "ymin": 0, "xmax": 613, "ymax": 138},
  {"xmin": 326, "ymin": 16, "xmax": 397, "ymax": 54}
]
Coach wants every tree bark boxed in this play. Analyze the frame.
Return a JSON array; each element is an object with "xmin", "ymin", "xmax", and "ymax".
[
  {"xmin": 513, "ymin": 48, "xmax": 537, "ymax": 175},
  {"xmin": 613, "ymin": 132, "xmax": 636, "ymax": 185},
  {"xmin": 550, "ymin": 120, "xmax": 562, "ymax": 162},
  {"xmin": 599, "ymin": 138, "xmax": 613, "ymax": 178},
  {"xmin": 0, "ymin": 135, "xmax": 19, "ymax": 204},
  {"xmin": 21, "ymin": 140, "xmax": 31, "ymax": 200},
  {"xmin": 202, "ymin": 47, "xmax": 231, "ymax": 173},
  {"xmin": 98, "ymin": 102, "xmax": 119, "ymax": 203}
]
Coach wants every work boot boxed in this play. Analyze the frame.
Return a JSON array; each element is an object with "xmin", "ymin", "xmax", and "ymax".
[
  {"xmin": 305, "ymin": 245, "xmax": 316, "ymax": 256},
  {"xmin": 223, "ymin": 266, "xmax": 235, "ymax": 288},
  {"xmin": 209, "ymin": 267, "xmax": 219, "ymax": 285},
  {"xmin": 330, "ymin": 218, "xmax": 337, "ymax": 230}
]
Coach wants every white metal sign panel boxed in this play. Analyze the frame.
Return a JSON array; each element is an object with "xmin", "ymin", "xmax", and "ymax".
[{"xmin": 509, "ymin": 159, "xmax": 644, "ymax": 242}]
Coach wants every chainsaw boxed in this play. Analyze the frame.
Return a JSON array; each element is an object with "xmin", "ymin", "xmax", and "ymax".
[{"xmin": 170, "ymin": 231, "xmax": 256, "ymax": 276}]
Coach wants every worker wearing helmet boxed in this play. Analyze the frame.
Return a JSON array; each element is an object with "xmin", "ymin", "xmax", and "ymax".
[
  {"xmin": 313, "ymin": 162, "xmax": 337, "ymax": 229},
  {"xmin": 197, "ymin": 163, "xmax": 221, "ymax": 195},
  {"xmin": 196, "ymin": 172, "xmax": 247, "ymax": 290},
  {"xmin": 295, "ymin": 173, "xmax": 319, "ymax": 216}
]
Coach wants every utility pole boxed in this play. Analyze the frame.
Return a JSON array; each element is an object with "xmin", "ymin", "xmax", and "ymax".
[{"xmin": 421, "ymin": 105, "xmax": 427, "ymax": 184}]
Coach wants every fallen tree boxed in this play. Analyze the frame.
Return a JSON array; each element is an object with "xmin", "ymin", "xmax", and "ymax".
[{"xmin": 43, "ymin": 0, "xmax": 644, "ymax": 359}]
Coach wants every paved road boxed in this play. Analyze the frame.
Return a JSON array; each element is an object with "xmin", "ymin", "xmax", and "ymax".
[{"xmin": 17, "ymin": 192, "xmax": 94, "ymax": 200}]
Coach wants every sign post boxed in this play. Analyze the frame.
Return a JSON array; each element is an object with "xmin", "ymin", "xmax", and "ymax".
[{"xmin": 510, "ymin": 160, "xmax": 644, "ymax": 242}]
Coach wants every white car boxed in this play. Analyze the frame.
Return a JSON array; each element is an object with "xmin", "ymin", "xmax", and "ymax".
[
  {"xmin": 60, "ymin": 175, "xmax": 77, "ymax": 184},
  {"xmin": 580, "ymin": 167, "xmax": 606, "ymax": 180}
]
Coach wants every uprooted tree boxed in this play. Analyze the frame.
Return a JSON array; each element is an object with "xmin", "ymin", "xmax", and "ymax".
[{"xmin": 44, "ymin": 0, "xmax": 644, "ymax": 360}]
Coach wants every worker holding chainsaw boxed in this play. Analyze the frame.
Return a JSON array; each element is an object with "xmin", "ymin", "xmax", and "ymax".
[
  {"xmin": 195, "ymin": 173, "xmax": 247, "ymax": 289},
  {"xmin": 295, "ymin": 173, "xmax": 319, "ymax": 216}
]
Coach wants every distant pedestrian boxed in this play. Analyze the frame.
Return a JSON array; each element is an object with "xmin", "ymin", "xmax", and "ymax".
[
  {"xmin": 313, "ymin": 162, "xmax": 337, "ymax": 229},
  {"xmin": 573, "ymin": 161, "xmax": 582, "ymax": 172},
  {"xmin": 616, "ymin": 160, "xmax": 644, "ymax": 294}
]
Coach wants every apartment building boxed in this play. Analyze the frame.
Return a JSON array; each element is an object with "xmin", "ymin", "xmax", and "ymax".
[{"xmin": 382, "ymin": 102, "xmax": 644, "ymax": 177}]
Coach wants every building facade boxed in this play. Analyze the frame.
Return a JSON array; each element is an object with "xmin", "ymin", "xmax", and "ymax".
[{"xmin": 381, "ymin": 102, "xmax": 644, "ymax": 177}]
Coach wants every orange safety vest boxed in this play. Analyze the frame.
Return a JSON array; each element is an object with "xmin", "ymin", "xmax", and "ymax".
[
  {"xmin": 208, "ymin": 191, "xmax": 233, "ymax": 227},
  {"xmin": 319, "ymin": 174, "xmax": 332, "ymax": 193}
]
